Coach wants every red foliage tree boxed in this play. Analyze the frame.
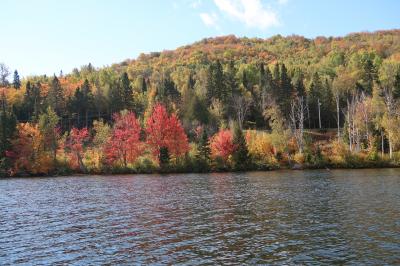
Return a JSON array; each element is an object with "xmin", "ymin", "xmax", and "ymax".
[
  {"xmin": 145, "ymin": 103, "xmax": 189, "ymax": 160},
  {"xmin": 210, "ymin": 129, "xmax": 236, "ymax": 161},
  {"xmin": 105, "ymin": 111, "xmax": 143, "ymax": 167},
  {"xmin": 65, "ymin": 127, "xmax": 89, "ymax": 171}
]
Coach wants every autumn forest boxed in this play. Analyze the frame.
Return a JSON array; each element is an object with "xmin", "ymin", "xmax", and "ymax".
[{"xmin": 1, "ymin": 30, "xmax": 400, "ymax": 176}]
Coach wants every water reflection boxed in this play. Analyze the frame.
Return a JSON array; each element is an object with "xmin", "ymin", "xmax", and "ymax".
[{"xmin": 0, "ymin": 169, "xmax": 399, "ymax": 264}]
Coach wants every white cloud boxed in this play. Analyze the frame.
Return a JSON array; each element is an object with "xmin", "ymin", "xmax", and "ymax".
[
  {"xmin": 277, "ymin": 0, "xmax": 288, "ymax": 5},
  {"xmin": 200, "ymin": 12, "xmax": 219, "ymax": 28},
  {"xmin": 213, "ymin": 0, "xmax": 279, "ymax": 30}
]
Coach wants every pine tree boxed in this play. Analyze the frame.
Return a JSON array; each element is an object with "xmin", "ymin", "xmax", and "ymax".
[
  {"xmin": 197, "ymin": 129, "xmax": 211, "ymax": 162},
  {"xmin": 226, "ymin": 60, "xmax": 238, "ymax": 96},
  {"xmin": 187, "ymin": 73, "xmax": 195, "ymax": 90},
  {"xmin": 32, "ymin": 82, "xmax": 41, "ymax": 121},
  {"xmin": 141, "ymin": 76, "xmax": 147, "ymax": 93},
  {"xmin": 393, "ymin": 68, "xmax": 400, "ymax": 99},
  {"xmin": 213, "ymin": 60, "xmax": 227, "ymax": 102},
  {"xmin": 272, "ymin": 63, "xmax": 281, "ymax": 98},
  {"xmin": 108, "ymin": 81, "xmax": 123, "ymax": 114},
  {"xmin": 156, "ymin": 73, "xmax": 180, "ymax": 105},
  {"xmin": 0, "ymin": 94, "xmax": 16, "ymax": 174},
  {"xmin": 259, "ymin": 64, "xmax": 274, "ymax": 111},
  {"xmin": 39, "ymin": 107, "xmax": 60, "ymax": 165},
  {"xmin": 293, "ymin": 71, "xmax": 306, "ymax": 98},
  {"xmin": 47, "ymin": 75, "xmax": 64, "ymax": 115},
  {"xmin": 81, "ymin": 79, "xmax": 94, "ymax": 127},
  {"xmin": 159, "ymin": 146, "xmax": 170, "ymax": 167},
  {"xmin": 242, "ymin": 70, "xmax": 249, "ymax": 91},
  {"xmin": 361, "ymin": 59, "xmax": 377, "ymax": 95},
  {"xmin": 121, "ymin": 72, "xmax": 133, "ymax": 109},
  {"xmin": 279, "ymin": 63, "xmax": 293, "ymax": 116},
  {"xmin": 232, "ymin": 123, "xmax": 250, "ymax": 170},
  {"xmin": 308, "ymin": 72, "xmax": 323, "ymax": 128},
  {"xmin": 13, "ymin": 70, "xmax": 21, "ymax": 89}
]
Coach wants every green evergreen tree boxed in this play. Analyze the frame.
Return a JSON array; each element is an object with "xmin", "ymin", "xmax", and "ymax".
[
  {"xmin": 213, "ymin": 60, "xmax": 227, "ymax": 102},
  {"xmin": 197, "ymin": 129, "xmax": 211, "ymax": 162},
  {"xmin": 272, "ymin": 63, "xmax": 281, "ymax": 98},
  {"xmin": 393, "ymin": 67, "xmax": 400, "ymax": 99},
  {"xmin": 232, "ymin": 123, "xmax": 250, "ymax": 170},
  {"xmin": 80, "ymin": 79, "xmax": 94, "ymax": 127},
  {"xmin": 121, "ymin": 72, "xmax": 133, "ymax": 109},
  {"xmin": 108, "ymin": 80, "xmax": 123, "ymax": 114},
  {"xmin": 226, "ymin": 60, "xmax": 237, "ymax": 96},
  {"xmin": 39, "ymin": 107, "xmax": 60, "ymax": 165},
  {"xmin": 13, "ymin": 70, "xmax": 21, "ymax": 89},
  {"xmin": 187, "ymin": 95, "xmax": 209, "ymax": 124},
  {"xmin": 361, "ymin": 58, "xmax": 377, "ymax": 95},
  {"xmin": 47, "ymin": 75, "xmax": 64, "ymax": 115},
  {"xmin": 156, "ymin": 73, "xmax": 180, "ymax": 105},
  {"xmin": 308, "ymin": 72, "xmax": 323, "ymax": 128},
  {"xmin": 141, "ymin": 76, "xmax": 147, "ymax": 93},
  {"xmin": 279, "ymin": 63, "xmax": 293, "ymax": 117},
  {"xmin": 159, "ymin": 146, "xmax": 170, "ymax": 167},
  {"xmin": 293, "ymin": 71, "xmax": 306, "ymax": 98},
  {"xmin": 0, "ymin": 94, "xmax": 16, "ymax": 174},
  {"xmin": 31, "ymin": 82, "xmax": 41, "ymax": 121},
  {"xmin": 187, "ymin": 73, "xmax": 195, "ymax": 90}
]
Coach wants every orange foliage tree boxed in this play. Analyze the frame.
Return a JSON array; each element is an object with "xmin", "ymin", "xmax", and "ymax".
[
  {"xmin": 210, "ymin": 129, "xmax": 236, "ymax": 161},
  {"xmin": 7, "ymin": 123, "xmax": 52, "ymax": 175},
  {"xmin": 104, "ymin": 111, "xmax": 143, "ymax": 167},
  {"xmin": 145, "ymin": 103, "xmax": 189, "ymax": 161}
]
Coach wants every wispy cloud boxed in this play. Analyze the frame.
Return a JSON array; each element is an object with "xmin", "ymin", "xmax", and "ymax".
[
  {"xmin": 200, "ymin": 12, "xmax": 219, "ymax": 28},
  {"xmin": 213, "ymin": 0, "xmax": 280, "ymax": 30}
]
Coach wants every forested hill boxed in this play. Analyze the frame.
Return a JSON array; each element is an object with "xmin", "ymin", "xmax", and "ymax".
[
  {"xmin": 1, "ymin": 29, "xmax": 400, "ymax": 132},
  {"xmin": 1, "ymin": 29, "xmax": 400, "ymax": 175},
  {"xmin": 123, "ymin": 29, "xmax": 400, "ymax": 78}
]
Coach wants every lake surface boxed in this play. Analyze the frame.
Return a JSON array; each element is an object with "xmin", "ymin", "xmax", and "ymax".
[{"xmin": 1, "ymin": 169, "xmax": 399, "ymax": 265}]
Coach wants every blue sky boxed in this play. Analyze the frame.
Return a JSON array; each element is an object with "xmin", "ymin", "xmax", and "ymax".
[{"xmin": 1, "ymin": 0, "xmax": 399, "ymax": 77}]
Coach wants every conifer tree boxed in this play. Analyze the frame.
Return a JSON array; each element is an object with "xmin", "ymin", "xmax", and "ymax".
[
  {"xmin": 121, "ymin": 72, "xmax": 133, "ymax": 109},
  {"xmin": 279, "ymin": 63, "xmax": 293, "ymax": 116},
  {"xmin": 159, "ymin": 146, "xmax": 170, "ymax": 167},
  {"xmin": 80, "ymin": 79, "xmax": 94, "ymax": 127},
  {"xmin": 393, "ymin": 68, "xmax": 400, "ymax": 99},
  {"xmin": 232, "ymin": 123, "xmax": 250, "ymax": 170},
  {"xmin": 0, "ymin": 94, "xmax": 16, "ymax": 174},
  {"xmin": 226, "ymin": 60, "xmax": 238, "ymax": 96},
  {"xmin": 47, "ymin": 75, "xmax": 64, "ymax": 115},
  {"xmin": 141, "ymin": 76, "xmax": 147, "ymax": 93},
  {"xmin": 13, "ymin": 70, "xmax": 21, "ymax": 89},
  {"xmin": 39, "ymin": 107, "xmax": 60, "ymax": 165},
  {"xmin": 197, "ymin": 129, "xmax": 211, "ymax": 162}
]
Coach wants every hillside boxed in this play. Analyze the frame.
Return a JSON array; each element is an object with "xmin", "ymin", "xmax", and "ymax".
[{"xmin": 0, "ymin": 29, "xmax": 400, "ymax": 175}]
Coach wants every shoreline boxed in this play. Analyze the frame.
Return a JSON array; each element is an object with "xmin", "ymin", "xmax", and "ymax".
[{"xmin": 2, "ymin": 163, "xmax": 399, "ymax": 179}]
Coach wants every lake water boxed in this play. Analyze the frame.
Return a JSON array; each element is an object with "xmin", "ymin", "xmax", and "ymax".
[{"xmin": 1, "ymin": 169, "xmax": 399, "ymax": 265}]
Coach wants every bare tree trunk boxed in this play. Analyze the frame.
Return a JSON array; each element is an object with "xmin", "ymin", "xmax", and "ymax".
[
  {"xmin": 318, "ymin": 98, "xmax": 322, "ymax": 129},
  {"xmin": 289, "ymin": 96, "xmax": 306, "ymax": 154},
  {"xmin": 347, "ymin": 99, "xmax": 352, "ymax": 152},
  {"xmin": 381, "ymin": 130, "xmax": 384, "ymax": 157},
  {"xmin": 335, "ymin": 94, "xmax": 340, "ymax": 140},
  {"xmin": 306, "ymin": 97, "xmax": 310, "ymax": 128}
]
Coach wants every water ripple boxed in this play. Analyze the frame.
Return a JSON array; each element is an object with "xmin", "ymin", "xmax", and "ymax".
[{"xmin": 1, "ymin": 169, "xmax": 400, "ymax": 265}]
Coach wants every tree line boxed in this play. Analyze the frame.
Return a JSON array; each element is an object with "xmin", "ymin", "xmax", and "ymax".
[{"xmin": 1, "ymin": 31, "xmax": 400, "ymax": 175}]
